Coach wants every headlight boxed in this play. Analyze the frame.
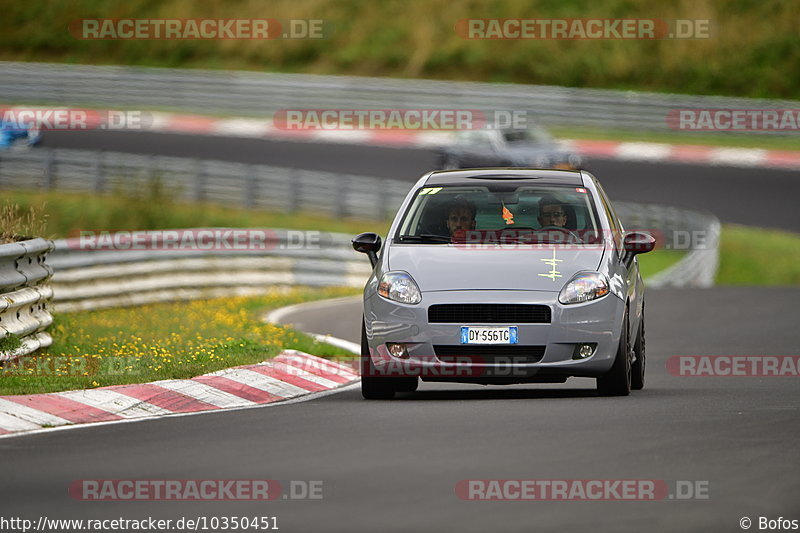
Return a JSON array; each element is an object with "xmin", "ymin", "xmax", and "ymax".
[
  {"xmin": 558, "ymin": 272, "xmax": 609, "ymax": 305},
  {"xmin": 378, "ymin": 271, "xmax": 422, "ymax": 304}
]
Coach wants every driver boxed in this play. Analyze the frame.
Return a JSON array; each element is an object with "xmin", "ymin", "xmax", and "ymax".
[
  {"xmin": 537, "ymin": 195, "xmax": 569, "ymax": 229},
  {"xmin": 445, "ymin": 197, "xmax": 477, "ymax": 237}
]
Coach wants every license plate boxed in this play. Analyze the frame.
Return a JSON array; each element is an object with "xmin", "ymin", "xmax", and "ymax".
[{"xmin": 460, "ymin": 326, "xmax": 518, "ymax": 344}]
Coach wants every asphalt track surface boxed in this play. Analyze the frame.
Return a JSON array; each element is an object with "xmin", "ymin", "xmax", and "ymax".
[
  {"xmin": 2, "ymin": 130, "xmax": 797, "ymax": 532},
  {"xmin": 2, "ymin": 288, "xmax": 799, "ymax": 532},
  {"xmin": 43, "ymin": 130, "xmax": 800, "ymax": 232}
]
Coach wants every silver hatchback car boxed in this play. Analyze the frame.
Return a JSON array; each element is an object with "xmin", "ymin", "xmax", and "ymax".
[{"xmin": 352, "ymin": 169, "xmax": 655, "ymax": 399}]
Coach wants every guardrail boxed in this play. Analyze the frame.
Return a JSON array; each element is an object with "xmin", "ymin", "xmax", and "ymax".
[
  {"xmin": 0, "ymin": 238, "xmax": 54, "ymax": 361},
  {"xmin": 1, "ymin": 61, "xmax": 798, "ymax": 134},
  {"xmin": 0, "ymin": 148, "xmax": 410, "ymax": 221},
  {"xmin": 615, "ymin": 201, "xmax": 720, "ymax": 288},
  {"xmin": 48, "ymin": 230, "xmax": 373, "ymax": 312}
]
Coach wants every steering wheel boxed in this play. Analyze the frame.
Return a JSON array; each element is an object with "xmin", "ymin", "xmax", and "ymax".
[
  {"xmin": 499, "ymin": 226, "xmax": 536, "ymax": 232},
  {"xmin": 536, "ymin": 225, "xmax": 581, "ymax": 243}
]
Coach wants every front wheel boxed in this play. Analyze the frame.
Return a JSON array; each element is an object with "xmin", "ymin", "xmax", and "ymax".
[
  {"xmin": 394, "ymin": 377, "xmax": 419, "ymax": 392},
  {"xmin": 597, "ymin": 309, "xmax": 631, "ymax": 397},
  {"xmin": 360, "ymin": 320, "xmax": 396, "ymax": 400},
  {"xmin": 631, "ymin": 306, "xmax": 646, "ymax": 390}
]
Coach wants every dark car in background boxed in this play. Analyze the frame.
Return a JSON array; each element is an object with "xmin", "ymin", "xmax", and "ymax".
[{"xmin": 437, "ymin": 125, "xmax": 583, "ymax": 170}]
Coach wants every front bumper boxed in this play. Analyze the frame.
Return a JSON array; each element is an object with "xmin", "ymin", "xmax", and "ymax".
[{"xmin": 364, "ymin": 289, "xmax": 624, "ymax": 382}]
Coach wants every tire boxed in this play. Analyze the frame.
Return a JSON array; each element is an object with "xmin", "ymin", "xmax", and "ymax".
[
  {"xmin": 597, "ymin": 309, "xmax": 631, "ymax": 397},
  {"xmin": 631, "ymin": 305, "xmax": 646, "ymax": 391},
  {"xmin": 395, "ymin": 377, "xmax": 419, "ymax": 393},
  {"xmin": 360, "ymin": 320, "xmax": 396, "ymax": 400}
]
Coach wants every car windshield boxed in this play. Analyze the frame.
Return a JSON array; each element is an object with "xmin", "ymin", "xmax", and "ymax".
[
  {"xmin": 455, "ymin": 130, "xmax": 495, "ymax": 145},
  {"xmin": 502, "ymin": 126, "xmax": 552, "ymax": 145},
  {"xmin": 396, "ymin": 184, "xmax": 604, "ymax": 245}
]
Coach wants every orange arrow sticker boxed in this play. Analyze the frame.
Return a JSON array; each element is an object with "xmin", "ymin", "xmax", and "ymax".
[{"xmin": 502, "ymin": 204, "xmax": 514, "ymax": 225}]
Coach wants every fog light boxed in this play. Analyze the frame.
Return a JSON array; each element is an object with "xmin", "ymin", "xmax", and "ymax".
[
  {"xmin": 573, "ymin": 343, "xmax": 596, "ymax": 360},
  {"xmin": 387, "ymin": 343, "xmax": 409, "ymax": 359}
]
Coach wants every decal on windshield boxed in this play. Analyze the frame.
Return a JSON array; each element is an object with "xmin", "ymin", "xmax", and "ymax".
[{"xmin": 502, "ymin": 203, "xmax": 514, "ymax": 225}]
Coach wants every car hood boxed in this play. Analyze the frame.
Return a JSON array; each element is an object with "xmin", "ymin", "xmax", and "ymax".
[{"xmin": 387, "ymin": 244, "xmax": 605, "ymax": 292}]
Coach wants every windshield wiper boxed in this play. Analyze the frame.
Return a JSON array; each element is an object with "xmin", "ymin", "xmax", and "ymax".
[{"xmin": 396, "ymin": 234, "xmax": 452, "ymax": 243}]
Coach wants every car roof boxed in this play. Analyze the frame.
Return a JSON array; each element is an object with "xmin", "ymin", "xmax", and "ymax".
[{"xmin": 423, "ymin": 168, "xmax": 584, "ymax": 187}]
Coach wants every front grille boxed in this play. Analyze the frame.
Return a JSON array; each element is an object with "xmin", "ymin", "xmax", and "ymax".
[
  {"xmin": 433, "ymin": 345, "xmax": 546, "ymax": 364},
  {"xmin": 428, "ymin": 304, "xmax": 551, "ymax": 324}
]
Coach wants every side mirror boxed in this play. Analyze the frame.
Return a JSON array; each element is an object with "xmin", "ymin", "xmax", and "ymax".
[
  {"xmin": 623, "ymin": 231, "xmax": 656, "ymax": 255},
  {"xmin": 352, "ymin": 232, "xmax": 382, "ymax": 267}
]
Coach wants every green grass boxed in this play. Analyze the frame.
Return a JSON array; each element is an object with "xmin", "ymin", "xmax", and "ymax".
[
  {"xmin": 0, "ymin": 287, "xmax": 360, "ymax": 395},
  {"xmin": 1, "ymin": 0, "xmax": 799, "ymax": 100},
  {"xmin": 638, "ymin": 250, "xmax": 686, "ymax": 280},
  {"xmin": 0, "ymin": 334, "xmax": 23, "ymax": 354},
  {"xmin": 642, "ymin": 225, "xmax": 800, "ymax": 286},
  {"xmin": 550, "ymin": 126, "xmax": 800, "ymax": 152},
  {"xmin": 3, "ymin": 189, "xmax": 390, "ymax": 239},
  {"xmin": 716, "ymin": 224, "xmax": 800, "ymax": 285},
  {"xmin": 0, "ymin": 201, "xmax": 49, "ymax": 243}
]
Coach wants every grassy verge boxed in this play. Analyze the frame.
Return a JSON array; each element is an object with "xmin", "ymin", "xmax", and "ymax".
[
  {"xmin": 641, "ymin": 225, "xmax": 800, "ymax": 286},
  {"xmin": 716, "ymin": 225, "xmax": 800, "ymax": 285},
  {"xmin": 0, "ymin": 201, "xmax": 49, "ymax": 243},
  {"xmin": 3, "ymin": 189, "xmax": 390, "ymax": 239},
  {"xmin": 638, "ymin": 250, "xmax": 686, "ymax": 280},
  {"xmin": 551, "ymin": 126, "xmax": 800, "ymax": 152},
  {"xmin": 1, "ymin": 0, "xmax": 798, "ymax": 99},
  {"xmin": 0, "ymin": 287, "xmax": 360, "ymax": 395}
]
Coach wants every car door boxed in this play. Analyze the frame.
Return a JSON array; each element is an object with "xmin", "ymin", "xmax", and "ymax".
[{"xmin": 594, "ymin": 179, "xmax": 642, "ymax": 337}]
